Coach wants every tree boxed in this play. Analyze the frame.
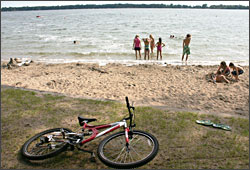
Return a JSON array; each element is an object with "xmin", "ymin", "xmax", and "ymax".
[{"xmin": 202, "ymin": 4, "xmax": 208, "ymax": 8}]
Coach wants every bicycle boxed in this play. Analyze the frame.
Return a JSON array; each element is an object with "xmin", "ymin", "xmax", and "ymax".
[{"xmin": 21, "ymin": 97, "xmax": 159, "ymax": 169}]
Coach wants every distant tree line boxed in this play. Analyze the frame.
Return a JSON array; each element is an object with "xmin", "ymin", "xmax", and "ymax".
[{"xmin": 1, "ymin": 3, "xmax": 249, "ymax": 11}]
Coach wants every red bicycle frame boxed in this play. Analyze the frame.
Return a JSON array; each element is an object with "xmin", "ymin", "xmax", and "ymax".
[{"xmin": 80, "ymin": 120, "xmax": 130, "ymax": 145}]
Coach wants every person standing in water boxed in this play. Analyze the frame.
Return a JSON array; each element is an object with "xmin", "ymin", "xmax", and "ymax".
[
  {"xmin": 149, "ymin": 34, "xmax": 155, "ymax": 58},
  {"xmin": 133, "ymin": 35, "xmax": 142, "ymax": 60},
  {"xmin": 155, "ymin": 37, "xmax": 165, "ymax": 60},
  {"xmin": 181, "ymin": 34, "xmax": 191, "ymax": 61},
  {"xmin": 142, "ymin": 38, "xmax": 151, "ymax": 60}
]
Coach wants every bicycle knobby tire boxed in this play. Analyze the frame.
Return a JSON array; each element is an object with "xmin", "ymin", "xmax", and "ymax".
[
  {"xmin": 97, "ymin": 130, "xmax": 159, "ymax": 169},
  {"xmin": 21, "ymin": 128, "xmax": 72, "ymax": 160}
]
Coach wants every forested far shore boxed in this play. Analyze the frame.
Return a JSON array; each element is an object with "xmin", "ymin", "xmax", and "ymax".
[{"xmin": 1, "ymin": 3, "xmax": 249, "ymax": 11}]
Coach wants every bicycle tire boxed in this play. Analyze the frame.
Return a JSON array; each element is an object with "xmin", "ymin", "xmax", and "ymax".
[
  {"xmin": 21, "ymin": 128, "xmax": 72, "ymax": 160},
  {"xmin": 97, "ymin": 130, "xmax": 159, "ymax": 169}
]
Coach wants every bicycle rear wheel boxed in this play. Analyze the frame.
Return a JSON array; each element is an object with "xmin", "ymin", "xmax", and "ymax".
[
  {"xmin": 97, "ymin": 130, "xmax": 159, "ymax": 169},
  {"xmin": 21, "ymin": 128, "xmax": 72, "ymax": 160}
]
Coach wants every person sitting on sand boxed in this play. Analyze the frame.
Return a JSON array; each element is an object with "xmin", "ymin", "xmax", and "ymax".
[
  {"xmin": 212, "ymin": 70, "xmax": 230, "ymax": 83},
  {"xmin": 181, "ymin": 34, "xmax": 191, "ymax": 61},
  {"xmin": 133, "ymin": 35, "xmax": 142, "ymax": 60},
  {"xmin": 229, "ymin": 62, "xmax": 244, "ymax": 81},
  {"xmin": 149, "ymin": 34, "xmax": 155, "ymax": 56},
  {"xmin": 7, "ymin": 58, "xmax": 33, "ymax": 69},
  {"xmin": 14, "ymin": 58, "xmax": 22, "ymax": 63},
  {"xmin": 155, "ymin": 38, "xmax": 165, "ymax": 60},
  {"xmin": 142, "ymin": 38, "xmax": 151, "ymax": 60},
  {"xmin": 7, "ymin": 58, "xmax": 15, "ymax": 68},
  {"xmin": 216, "ymin": 61, "xmax": 230, "ymax": 76}
]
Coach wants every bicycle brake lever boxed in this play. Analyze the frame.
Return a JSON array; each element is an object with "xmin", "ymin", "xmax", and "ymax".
[
  {"xmin": 132, "ymin": 101, "xmax": 134, "ymax": 107},
  {"xmin": 131, "ymin": 101, "xmax": 135, "ymax": 110}
]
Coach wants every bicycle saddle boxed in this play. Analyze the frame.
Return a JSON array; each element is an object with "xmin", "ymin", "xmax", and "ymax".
[{"xmin": 78, "ymin": 116, "xmax": 97, "ymax": 126}]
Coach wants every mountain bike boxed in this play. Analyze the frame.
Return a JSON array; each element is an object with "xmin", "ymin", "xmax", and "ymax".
[{"xmin": 21, "ymin": 97, "xmax": 159, "ymax": 169}]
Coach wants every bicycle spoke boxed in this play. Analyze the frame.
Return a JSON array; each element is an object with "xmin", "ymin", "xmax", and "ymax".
[
  {"xmin": 31, "ymin": 146, "xmax": 46, "ymax": 155},
  {"xmin": 118, "ymin": 137, "xmax": 125, "ymax": 145},
  {"xmin": 130, "ymin": 135, "xmax": 143, "ymax": 147},
  {"xmin": 119, "ymin": 151, "xmax": 126, "ymax": 163},
  {"xmin": 130, "ymin": 145, "xmax": 143, "ymax": 160},
  {"xmin": 114, "ymin": 146, "xmax": 126, "ymax": 162},
  {"xmin": 128, "ymin": 151, "xmax": 135, "ymax": 162},
  {"xmin": 111, "ymin": 139, "xmax": 124, "ymax": 150},
  {"xmin": 122, "ymin": 151, "xmax": 128, "ymax": 163},
  {"xmin": 106, "ymin": 150, "xmax": 121, "ymax": 159}
]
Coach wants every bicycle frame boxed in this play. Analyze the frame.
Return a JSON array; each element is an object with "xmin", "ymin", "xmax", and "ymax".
[{"xmin": 80, "ymin": 119, "xmax": 130, "ymax": 145}]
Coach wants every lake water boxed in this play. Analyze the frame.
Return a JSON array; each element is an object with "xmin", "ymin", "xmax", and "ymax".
[{"xmin": 1, "ymin": 8, "xmax": 249, "ymax": 65}]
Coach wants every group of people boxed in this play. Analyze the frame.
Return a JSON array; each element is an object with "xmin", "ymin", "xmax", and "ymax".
[
  {"xmin": 133, "ymin": 34, "xmax": 165, "ymax": 60},
  {"xmin": 133, "ymin": 34, "xmax": 191, "ymax": 61},
  {"xmin": 213, "ymin": 61, "xmax": 244, "ymax": 83},
  {"xmin": 6, "ymin": 58, "xmax": 33, "ymax": 69}
]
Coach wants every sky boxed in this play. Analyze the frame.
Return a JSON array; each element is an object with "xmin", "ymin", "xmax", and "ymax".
[{"xmin": 1, "ymin": 1, "xmax": 249, "ymax": 8}]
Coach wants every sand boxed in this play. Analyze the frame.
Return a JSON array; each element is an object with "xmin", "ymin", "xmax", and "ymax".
[{"xmin": 1, "ymin": 62, "xmax": 249, "ymax": 118}]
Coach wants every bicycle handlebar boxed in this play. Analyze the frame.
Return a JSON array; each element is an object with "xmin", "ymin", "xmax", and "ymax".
[
  {"xmin": 125, "ymin": 96, "xmax": 130, "ymax": 108},
  {"xmin": 125, "ymin": 96, "xmax": 135, "ymax": 128},
  {"xmin": 125, "ymin": 96, "xmax": 133, "ymax": 114}
]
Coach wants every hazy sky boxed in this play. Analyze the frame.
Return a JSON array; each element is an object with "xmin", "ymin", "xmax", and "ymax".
[{"xmin": 1, "ymin": 1, "xmax": 249, "ymax": 8}]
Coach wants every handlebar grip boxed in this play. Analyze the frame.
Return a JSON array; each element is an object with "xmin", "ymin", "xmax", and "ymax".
[{"xmin": 125, "ymin": 96, "xmax": 129, "ymax": 107}]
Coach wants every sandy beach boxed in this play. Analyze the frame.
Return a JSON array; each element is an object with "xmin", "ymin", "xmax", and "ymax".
[{"xmin": 1, "ymin": 62, "xmax": 249, "ymax": 118}]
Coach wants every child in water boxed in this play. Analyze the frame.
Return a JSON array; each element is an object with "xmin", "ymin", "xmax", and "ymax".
[
  {"xmin": 182, "ymin": 34, "xmax": 191, "ymax": 61},
  {"xmin": 229, "ymin": 62, "xmax": 244, "ymax": 81},
  {"xmin": 142, "ymin": 38, "xmax": 151, "ymax": 60},
  {"xmin": 155, "ymin": 38, "xmax": 165, "ymax": 60},
  {"xmin": 133, "ymin": 35, "xmax": 142, "ymax": 60}
]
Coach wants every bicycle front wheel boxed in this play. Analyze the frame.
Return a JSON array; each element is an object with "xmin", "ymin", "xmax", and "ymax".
[
  {"xmin": 97, "ymin": 130, "xmax": 159, "ymax": 169},
  {"xmin": 21, "ymin": 128, "xmax": 72, "ymax": 160}
]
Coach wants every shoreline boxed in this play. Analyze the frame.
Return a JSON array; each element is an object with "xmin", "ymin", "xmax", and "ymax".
[
  {"xmin": 1, "ymin": 59, "xmax": 249, "ymax": 67},
  {"xmin": 1, "ymin": 62, "xmax": 249, "ymax": 118}
]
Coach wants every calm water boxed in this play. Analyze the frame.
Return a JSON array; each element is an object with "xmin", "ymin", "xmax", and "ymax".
[{"xmin": 1, "ymin": 8, "xmax": 249, "ymax": 65}]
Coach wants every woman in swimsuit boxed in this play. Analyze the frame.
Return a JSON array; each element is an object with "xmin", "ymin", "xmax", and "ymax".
[
  {"xmin": 133, "ymin": 35, "xmax": 141, "ymax": 60},
  {"xmin": 149, "ymin": 34, "xmax": 155, "ymax": 57},
  {"xmin": 229, "ymin": 62, "xmax": 244, "ymax": 81},
  {"xmin": 142, "ymin": 38, "xmax": 151, "ymax": 60},
  {"xmin": 155, "ymin": 38, "xmax": 165, "ymax": 60},
  {"xmin": 216, "ymin": 61, "xmax": 230, "ymax": 76}
]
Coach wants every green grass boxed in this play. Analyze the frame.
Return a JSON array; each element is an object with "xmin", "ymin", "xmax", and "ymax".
[{"xmin": 1, "ymin": 88, "xmax": 249, "ymax": 169}]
